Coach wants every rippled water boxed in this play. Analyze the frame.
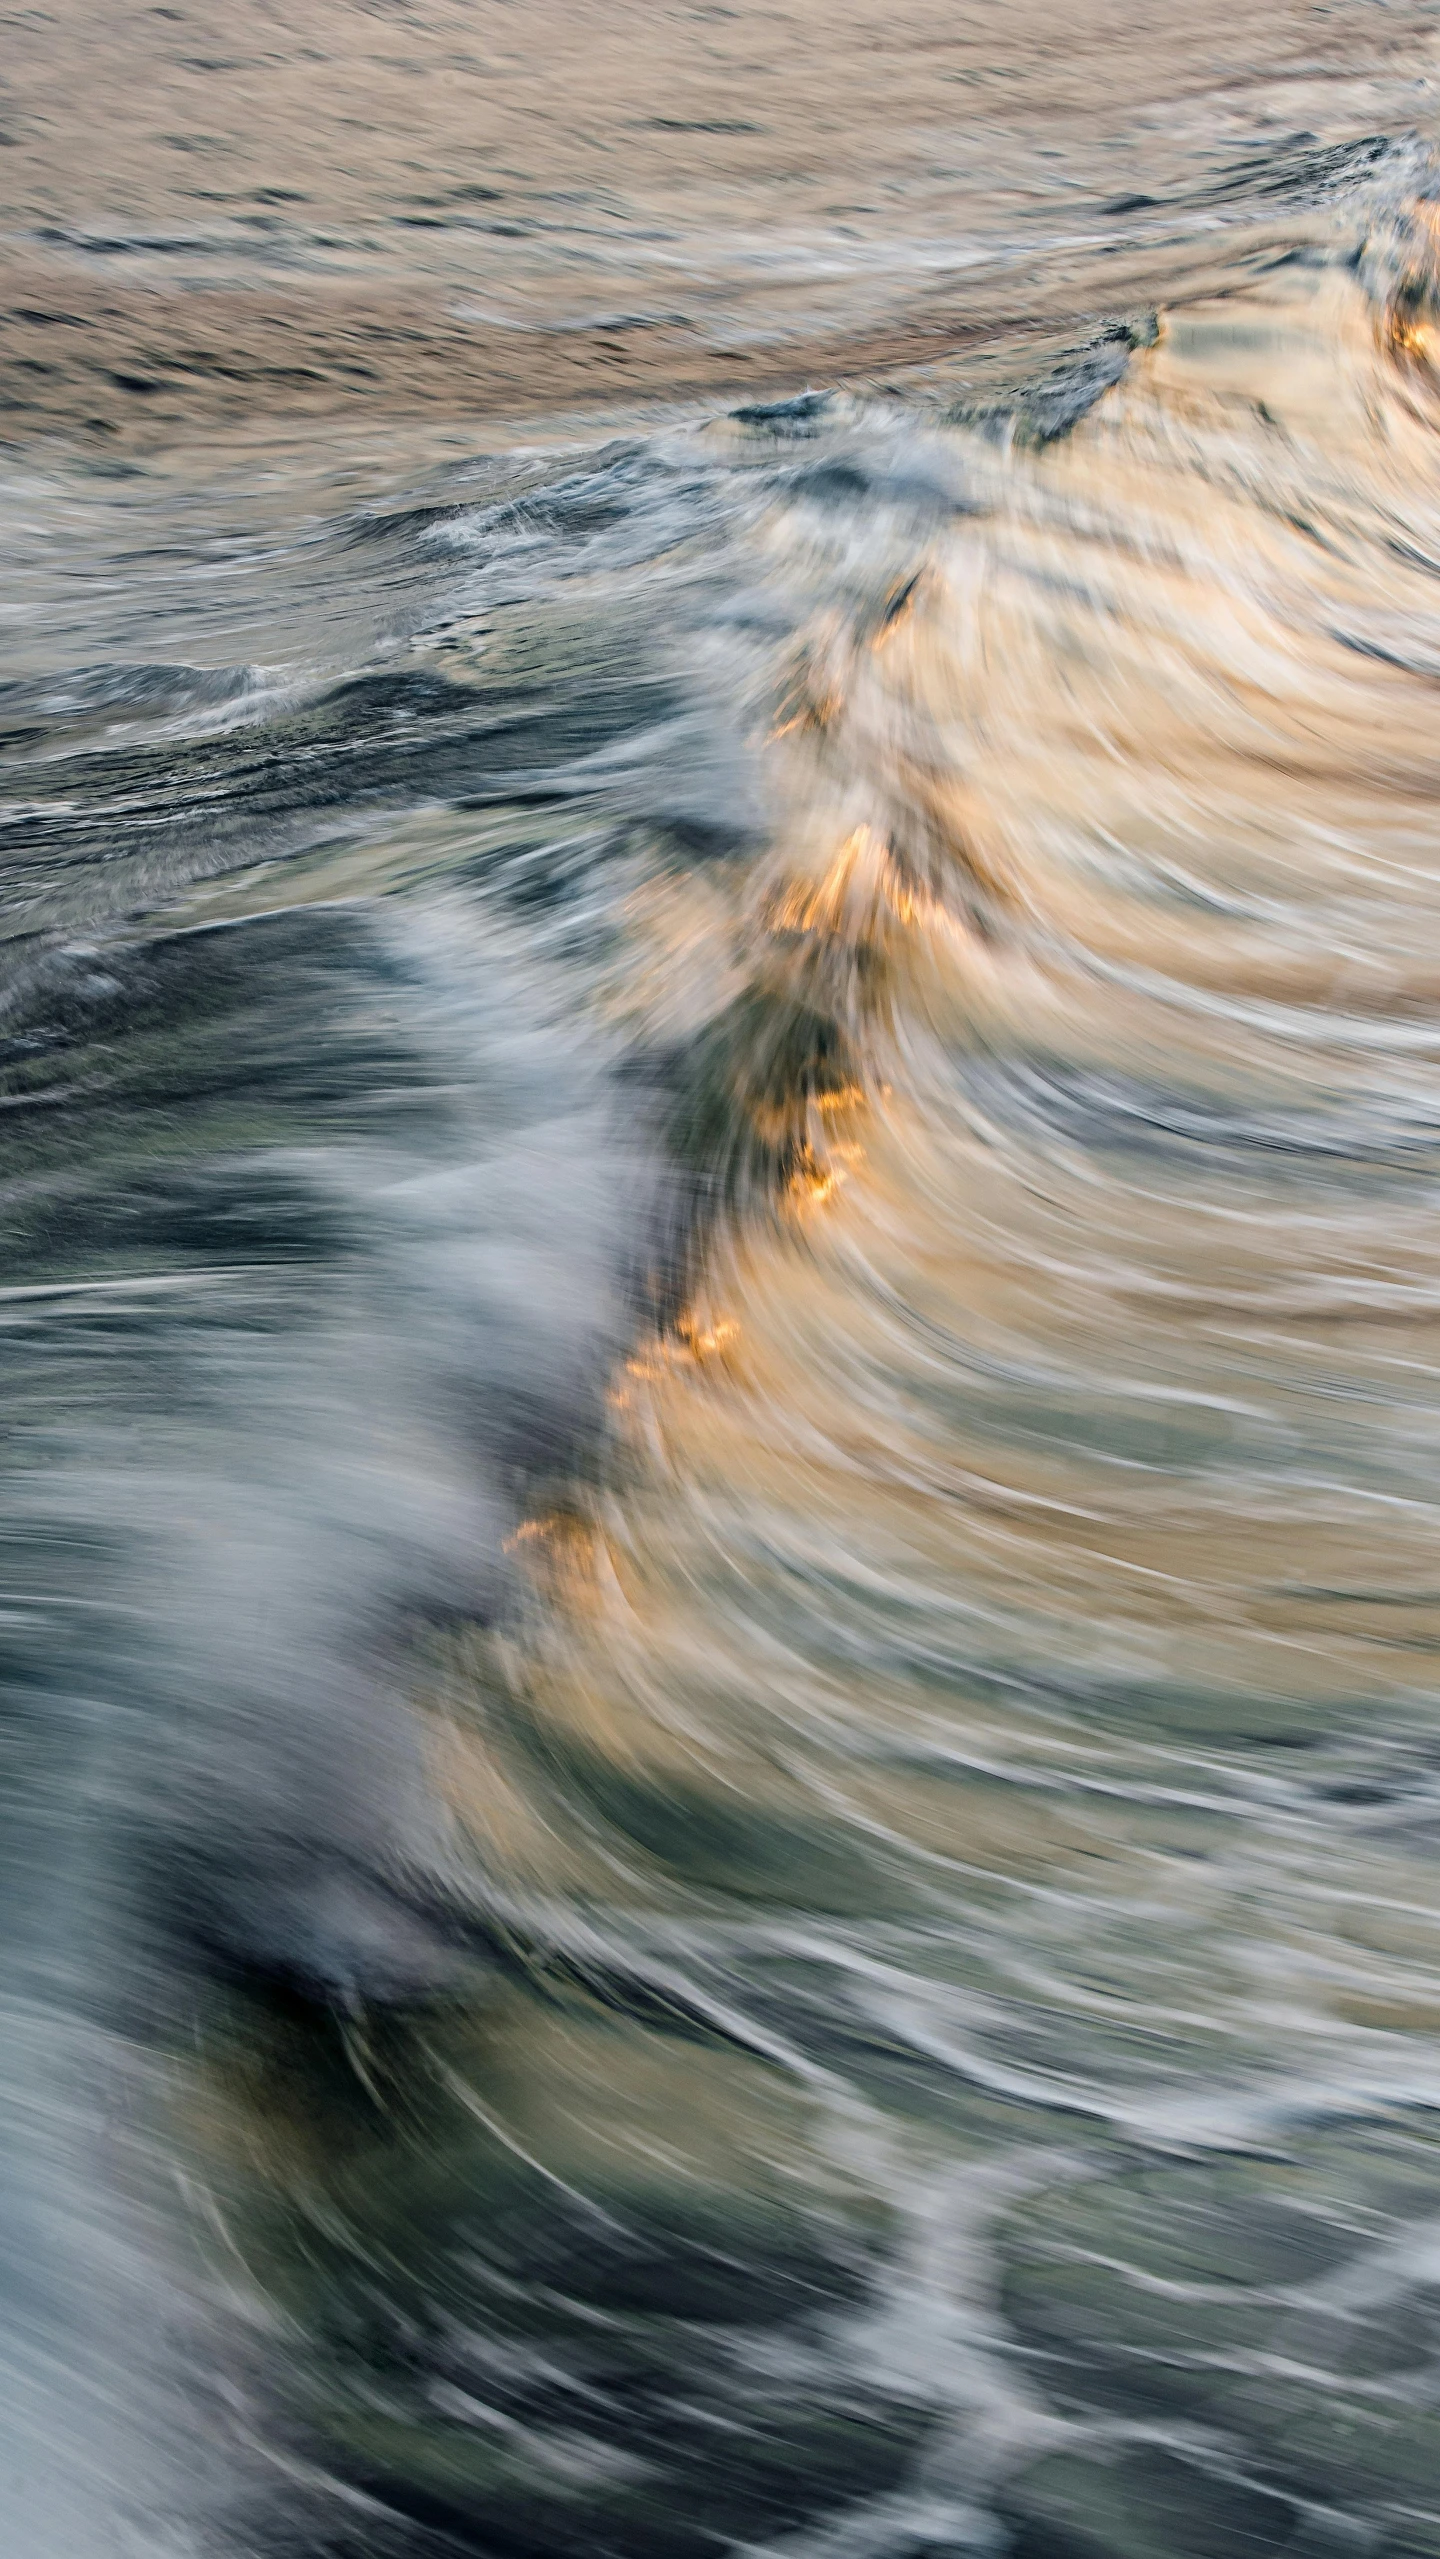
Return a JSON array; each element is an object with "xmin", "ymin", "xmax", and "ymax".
[{"xmin": 10, "ymin": 136, "xmax": 1440, "ymax": 2559}]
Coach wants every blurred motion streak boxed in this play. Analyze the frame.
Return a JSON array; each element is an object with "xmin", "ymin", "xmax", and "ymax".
[{"xmin": 6, "ymin": 9, "xmax": 1440, "ymax": 2559}]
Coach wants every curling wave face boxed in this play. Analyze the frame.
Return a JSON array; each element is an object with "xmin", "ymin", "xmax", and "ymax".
[{"xmin": 9, "ymin": 190, "xmax": 1440, "ymax": 2559}]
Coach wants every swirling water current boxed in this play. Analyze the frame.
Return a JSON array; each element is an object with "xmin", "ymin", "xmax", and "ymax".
[{"xmin": 10, "ymin": 160, "xmax": 1440, "ymax": 2559}]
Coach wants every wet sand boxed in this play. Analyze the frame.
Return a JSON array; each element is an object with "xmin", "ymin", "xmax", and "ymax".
[{"xmin": 3, "ymin": 0, "xmax": 1439, "ymax": 443}]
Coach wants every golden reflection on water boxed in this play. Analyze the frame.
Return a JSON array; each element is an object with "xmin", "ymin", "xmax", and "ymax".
[{"xmin": 461, "ymin": 234, "xmax": 1440, "ymax": 2034}]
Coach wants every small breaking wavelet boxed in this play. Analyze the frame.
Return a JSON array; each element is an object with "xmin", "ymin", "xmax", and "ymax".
[{"xmin": 10, "ymin": 182, "xmax": 1440, "ymax": 2559}]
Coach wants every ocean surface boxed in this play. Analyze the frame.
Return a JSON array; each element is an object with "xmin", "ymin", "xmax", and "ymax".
[{"xmin": 7, "ymin": 18, "xmax": 1440, "ymax": 2557}]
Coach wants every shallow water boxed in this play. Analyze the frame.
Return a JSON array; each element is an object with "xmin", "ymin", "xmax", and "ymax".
[{"xmin": 8, "ymin": 73, "xmax": 1440, "ymax": 2559}]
